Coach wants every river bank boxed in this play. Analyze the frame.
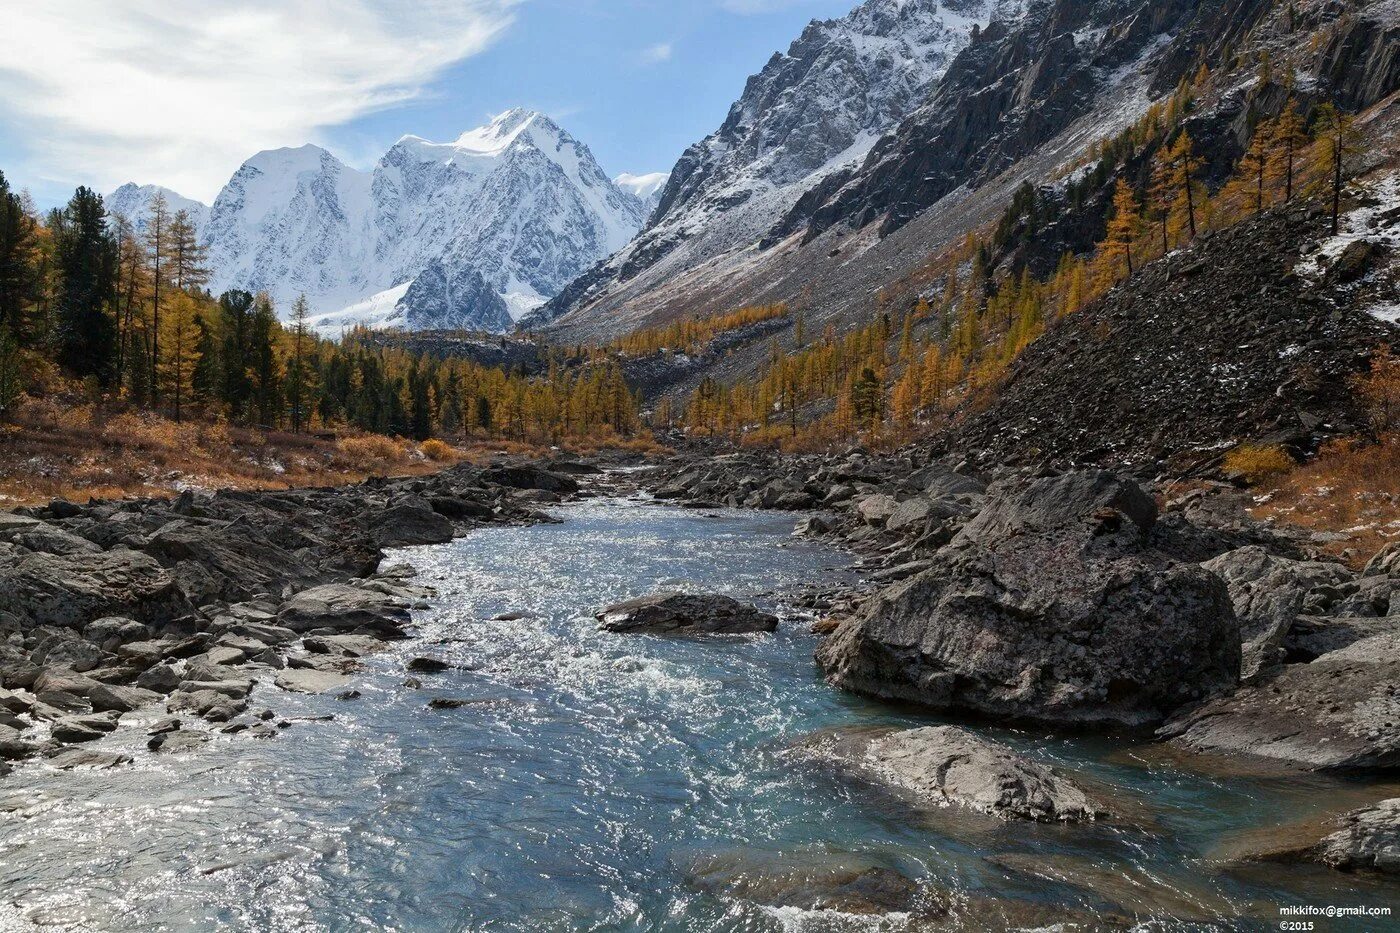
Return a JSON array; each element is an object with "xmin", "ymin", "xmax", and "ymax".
[{"xmin": 1, "ymin": 450, "xmax": 1398, "ymax": 928}]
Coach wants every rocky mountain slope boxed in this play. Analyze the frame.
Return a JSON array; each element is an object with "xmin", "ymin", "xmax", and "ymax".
[
  {"xmin": 533, "ymin": 0, "xmax": 1024, "ymax": 332},
  {"xmin": 541, "ymin": 0, "xmax": 1400, "ymax": 368},
  {"xmin": 127, "ymin": 111, "xmax": 647, "ymax": 334},
  {"xmin": 940, "ymin": 203, "xmax": 1399, "ymax": 474}
]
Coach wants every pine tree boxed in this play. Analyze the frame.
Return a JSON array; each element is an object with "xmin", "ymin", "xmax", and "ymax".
[
  {"xmin": 169, "ymin": 209, "xmax": 210, "ymax": 291},
  {"xmin": 53, "ymin": 187, "xmax": 118, "ymax": 385},
  {"xmin": 0, "ymin": 322, "xmax": 20, "ymax": 418},
  {"xmin": 219, "ymin": 289, "xmax": 256, "ymax": 419},
  {"xmin": 1147, "ymin": 155, "xmax": 1173, "ymax": 256},
  {"xmin": 1271, "ymin": 102, "xmax": 1307, "ymax": 202},
  {"xmin": 1238, "ymin": 120, "xmax": 1274, "ymax": 214},
  {"xmin": 144, "ymin": 191, "xmax": 173, "ymax": 400},
  {"xmin": 249, "ymin": 292, "xmax": 282, "ymax": 426},
  {"xmin": 1166, "ymin": 131, "xmax": 1202, "ymax": 240},
  {"xmin": 157, "ymin": 290, "xmax": 201, "ymax": 422},
  {"xmin": 0, "ymin": 170, "xmax": 39, "ymax": 343},
  {"xmin": 111, "ymin": 213, "xmax": 151, "ymax": 395},
  {"xmin": 287, "ymin": 294, "xmax": 313, "ymax": 433},
  {"xmin": 1311, "ymin": 103, "xmax": 1361, "ymax": 236},
  {"xmin": 1104, "ymin": 178, "xmax": 1141, "ymax": 278}
]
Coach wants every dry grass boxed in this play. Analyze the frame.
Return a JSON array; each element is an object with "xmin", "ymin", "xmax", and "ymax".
[
  {"xmin": 1250, "ymin": 435, "xmax": 1400, "ymax": 567},
  {"xmin": 1223, "ymin": 443, "xmax": 1295, "ymax": 484},
  {"xmin": 0, "ymin": 398, "xmax": 445, "ymax": 507},
  {"xmin": 0, "ymin": 397, "xmax": 669, "ymax": 507}
]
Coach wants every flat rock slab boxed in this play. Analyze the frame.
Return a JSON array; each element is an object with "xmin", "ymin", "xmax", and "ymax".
[
  {"xmin": 1160, "ymin": 658, "xmax": 1400, "ymax": 771},
  {"xmin": 274, "ymin": 669, "xmax": 352, "ymax": 694},
  {"xmin": 799, "ymin": 725, "xmax": 1106, "ymax": 823},
  {"xmin": 597, "ymin": 593, "xmax": 778, "ymax": 635},
  {"xmin": 47, "ymin": 748, "xmax": 132, "ymax": 770}
]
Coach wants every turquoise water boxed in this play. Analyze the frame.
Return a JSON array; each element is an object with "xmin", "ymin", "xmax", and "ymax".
[{"xmin": 0, "ymin": 498, "xmax": 1395, "ymax": 931}]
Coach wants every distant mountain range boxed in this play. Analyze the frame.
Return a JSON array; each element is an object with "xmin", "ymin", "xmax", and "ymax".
[{"xmin": 109, "ymin": 110, "xmax": 658, "ymax": 333}]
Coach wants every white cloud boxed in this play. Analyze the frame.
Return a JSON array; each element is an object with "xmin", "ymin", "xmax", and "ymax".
[
  {"xmin": 0, "ymin": 0, "xmax": 518, "ymax": 202},
  {"xmin": 641, "ymin": 42, "xmax": 674, "ymax": 64}
]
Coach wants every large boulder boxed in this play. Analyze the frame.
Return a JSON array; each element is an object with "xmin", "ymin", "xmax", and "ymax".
[
  {"xmin": 369, "ymin": 501, "xmax": 455, "ymax": 548},
  {"xmin": 799, "ymin": 725, "xmax": 1105, "ymax": 823},
  {"xmin": 143, "ymin": 519, "xmax": 321, "ymax": 602},
  {"xmin": 483, "ymin": 463, "xmax": 579, "ymax": 494},
  {"xmin": 1201, "ymin": 547, "xmax": 1352, "ymax": 680},
  {"xmin": 277, "ymin": 584, "xmax": 412, "ymax": 634},
  {"xmin": 817, "ymin": 472, "xmax": 1239, "ymax": 728},
  {"xmin": 1313, "ymin": 799, "xmax": 1400, "ymax": 874},
  {"xmin": 597, "ymin": 593, "xmax": 778, "ymax": 635},
  {"xmin": 0, "ymin": 547, "xmax": 187, "ymax": 628}
]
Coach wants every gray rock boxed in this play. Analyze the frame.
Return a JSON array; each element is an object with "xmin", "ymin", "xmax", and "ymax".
[
  {"xmin": 274, "ymin": 669, "xmax": 352, "ymax": 694},
  {"xmin": 51, "ymin": 711, "xmax": 120, "ymax": 743},
  {"xmin": 47, "ymin": 748, "xmax": 132, "ymax": 770},
  {"xmin": 277, "ymin": 584, "xmax": 411, "ymax": 634},
  {"xmin": 856, "ymin": 495, "xmax": 900, "ymax": 527},
  {"xmin": 168, "ymin": 689, "xmax": 246, "ymax": 722},
  {"xmin": 302, "ymin": 634, "xmax": 389, "ymax": 658},
  {"xmin": 371, "ymin": 502, "xmax": 455, "ymax": 548},
  {"xmin": 1365, "ymin": 542, "xmax": 1400, "ymax": 577},
  {"xmin": 956, "ymin": 471, "xmax": 1157, "ymax": 545},
  {"xmin": 88, "ymin": 683, "xmax": 161, "ymax": 713},
  {"xmin": 31, "ymin": 668, "xmax": 102, "ymax": 698},
  {"xmin": 134, "ymin": 662, "xmax": 184, "ymax": 693},
  {"xmin": 1160, "ymin": 656, "xmax": 1400, "ymax": 770},
  {"xmin": 800, "ymin": 725, "xmax": 1105, "ymax": 823},
  {"xmin": 0, "ymin": 547, "xmax": 186, "ymax": 628},
  {"xmin": 683, "ymin": 849, "xmax": 925, "ymax": 917},
  {"xmin": 792, "ymin": 515, "xmax": 832, "ymax": 537},
  {"xmin": 31, "ymin": 632, "xmax": 108, "ymax": 673},
  {"xmin": 1230, "ymin": 797, "xmax": 1400, "ymax": 876},
  {"xmin": 1314, "ymin": 798, "xmax": 1400, "ymax": 873},
  {"xmin": 1201, "ymin": 547, "xmax": 1352, "ymax": 680},
  {"xmin": 148, "ymin": 729, "xmax": 210, "ymax": 754},
  {"xmin": 818, "ymin": 473, "xmax": 1239, "ymax": 728},
  {"xmin": 597, "ymin": 593, "xmax": 778, "ymax": 635}
]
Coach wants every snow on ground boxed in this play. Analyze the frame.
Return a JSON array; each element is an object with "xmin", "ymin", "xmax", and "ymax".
[{"xmin": 1296, "ymin": 171, "xmax": 1400, "ymax": 280}]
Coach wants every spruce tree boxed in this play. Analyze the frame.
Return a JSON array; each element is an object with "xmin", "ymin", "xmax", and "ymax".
[
  {"xmin": 219, "ymin": 289, "xmax": 255, "ymax": 419},
  {"xmin": 53, "ymin": 187, "xmax": 118, "ymax": 385},
  {"xmin": 0, "ymin": 170, "xmax": 38, "ymax": 342}
]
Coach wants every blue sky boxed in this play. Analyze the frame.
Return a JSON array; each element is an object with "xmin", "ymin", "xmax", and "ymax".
[{"xmin": 0, "ymin": 0, "xmax": 859, "ymax": 209}]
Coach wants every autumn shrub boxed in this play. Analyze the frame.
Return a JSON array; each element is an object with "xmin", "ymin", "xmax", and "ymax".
[
  {"xmin": 1224, "ymin": 442, "xmax": 1294, "ymax": 483},
  {"xmin": 419, "ymin": 438, "xmax": 459, "ymax": 462},
  {"xmin": 1351, "ymin": 345, "xmax": 1400, "ymax": 434},
  {"xmin": 337, "ymin": 434, "xmax": 407, "ymax": 469}
]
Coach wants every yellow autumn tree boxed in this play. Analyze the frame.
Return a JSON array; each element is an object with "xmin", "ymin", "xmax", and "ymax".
[{"xmin": 157, "ymin": 290, "xmax": 202, "ymax": 423}]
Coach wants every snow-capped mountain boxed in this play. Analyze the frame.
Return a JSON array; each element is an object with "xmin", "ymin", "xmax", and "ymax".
[
  {"xmin": 538, "ymin": 0, "xmax": 1025, "ymax": 328},
  {"xmin": 614, "ymin": 172, "xmax": 669, "ymax": 221},
  {"xmin": 106, "ymin": 183, "xmax": 209, "ymax": 236},
  {"xmin": 200, "ymin": 110, "xmax": 648, "ymax": 333}
]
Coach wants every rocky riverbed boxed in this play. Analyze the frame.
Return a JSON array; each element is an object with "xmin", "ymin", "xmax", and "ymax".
[{"xmin": 2, "ymin": 449, "xmax": 1399, "ymax": 928}]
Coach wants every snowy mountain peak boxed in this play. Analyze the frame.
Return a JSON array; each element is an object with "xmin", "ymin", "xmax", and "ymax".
[
  {"xmin": 106, "ymin": 183, "xmax": 209, "ymax": 235},
  {"xmin": 201, "ymin": 111, "xmax": 647, "ymax": 334},
  {"xmin": 455, "ymin": 108, "xmax": 556, "ymax": 153},
  {"xmin": 539, "ymin": 0, "xmax": 1017, "ymax": 327},
  {"xmin": 614, "ymin": 173, "xmax": 670, "ymax": 201}
]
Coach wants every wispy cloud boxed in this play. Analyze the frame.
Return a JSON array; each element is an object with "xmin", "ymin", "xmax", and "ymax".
[
  {"xmin": 0, "ymin": 0, "xmax": 518, "ymax": 202},
  {"xmin": 641, "ymin": 42, "xmax": 674, "ymax": 64}
]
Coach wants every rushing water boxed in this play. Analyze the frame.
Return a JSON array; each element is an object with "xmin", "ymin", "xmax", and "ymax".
[{"xmin": 1, "ymin": 498, "xmax": 1397, "ymax": 932}]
